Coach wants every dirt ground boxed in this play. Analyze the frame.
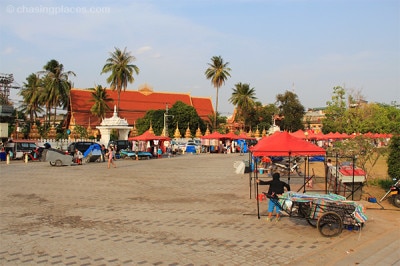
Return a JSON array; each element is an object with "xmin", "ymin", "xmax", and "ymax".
[{"xmin": 0, "ymin": 153, "xmax": 398, "ymax": 265}]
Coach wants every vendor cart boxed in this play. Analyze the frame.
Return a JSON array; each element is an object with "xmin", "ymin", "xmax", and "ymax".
[
  {"xmin": 45, "ymin": 148, "xmax": 73, "ymax": 167},
  {"xmin": 262, "ymin": 192, "xmax": 367, "ymax": 237}
]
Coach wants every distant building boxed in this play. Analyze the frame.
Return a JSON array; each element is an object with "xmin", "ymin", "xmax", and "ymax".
[
  {"xmin": 67, "ymin": 85, "xmax": 214, "ymax": 134},
  {"xmin": 303, "ymin": 108, "xmax": 325, "ymax": 133}
]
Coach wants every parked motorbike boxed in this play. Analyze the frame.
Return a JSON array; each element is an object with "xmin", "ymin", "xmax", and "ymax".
[
  {"xmin": 273, "ymin": 157, "xmax": 303, "ymax": 176},
  {"xmin": 380, "ymin": 178, "xmax": 400, "ymax": 208}
]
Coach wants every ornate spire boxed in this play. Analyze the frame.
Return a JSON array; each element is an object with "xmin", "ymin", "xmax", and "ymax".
[
  {"xmin": 185, "ymin": 123, "xmax": 191, "ymax": 138},
  {"xmin": 174, "ymin": 122, "xmax": 181, "ymax": 139},
  {"xmin": 195, "ymin": 125, "xmax": 202, "ymax": 138},
  {"xmin": 205, "ymin": 125, "xmax": 210, "ymax": 136}
]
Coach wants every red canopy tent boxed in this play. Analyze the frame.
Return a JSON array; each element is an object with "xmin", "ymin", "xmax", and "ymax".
[
  {"xmin": 250, "ymin": 131, "xmax": 326, "ymax": 156},
  {"xmin": 200, "ymin": 131, "xmax": 225, "ymax": 139},
  {"xmin": 128, "ymin": 130, "xmax": 171, "ymax": 153},
  {"xmin": 249, "ymin": 131, "xmax": 326, "ymax": 219},
  {"xmin": 129, "ymin": 130, "xmax": 170, "ymax": 141},
  {"xmin": 237, "ymin": 132, "xmax": 256, "ymax": 140},
  {"xmin": 223, "ymin": 131, "xmax": 240, "ymax": 140},
  {"xmin": 290, "ymin": 129, "xmax": 307, "ymax": 139}
]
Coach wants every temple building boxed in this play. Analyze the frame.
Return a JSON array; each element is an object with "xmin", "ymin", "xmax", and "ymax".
[{"xmin": 67, "ymin": 85, "xmax": 214, "ymax": 135}]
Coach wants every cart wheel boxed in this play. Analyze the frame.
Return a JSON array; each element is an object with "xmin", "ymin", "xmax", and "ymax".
[
  {"xmin": 55, "ymin": 160, "xmax": 63, "ymax": 167},
  {"xmin": 317, "ymin": 211, "xmax": 343, "ymax": 237},
  {"xmin": 49, "ymin": 161, "xmax": 55, "ymax": 166}
]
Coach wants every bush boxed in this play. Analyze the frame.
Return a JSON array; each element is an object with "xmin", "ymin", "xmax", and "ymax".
[
  {"xmin": 367, "ymin": 177, "xmax": 394, "ymax": 190},
  {"xmin": 387, "ymin": 136, "xmax": 400, "ymax": 179}
]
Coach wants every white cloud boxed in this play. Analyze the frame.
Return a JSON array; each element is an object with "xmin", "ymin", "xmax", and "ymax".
[
  {"xmin": 136, "ymin": 46, "xmax": 152, "ymax": 54},
  {"xmin": 2, "ymin": 46, "xmax": 15, "ymax": 55}
]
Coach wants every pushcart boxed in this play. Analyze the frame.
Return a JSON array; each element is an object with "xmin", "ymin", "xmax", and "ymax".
[
  {"xmin": 262, "ymin": 192, "xmax": 367, "ymax": 237},
  {"xmin": 45, "ymin": 148, "xmax": 73, "ymax": 166}
]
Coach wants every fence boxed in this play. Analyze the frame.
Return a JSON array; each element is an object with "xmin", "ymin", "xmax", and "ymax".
[{"xmin": 32, "ymin": 138, "xmax": 97, "ymax": 151}]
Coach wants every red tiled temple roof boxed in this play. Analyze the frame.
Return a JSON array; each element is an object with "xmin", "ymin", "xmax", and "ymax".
[{"xmin": 69, "ymin": 88, "xmax": 214, "ymax": 127}]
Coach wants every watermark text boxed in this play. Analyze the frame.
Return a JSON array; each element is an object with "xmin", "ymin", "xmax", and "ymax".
[{"xmin": 6, "ymin": 5, "xmax": 111, "ymax": 15}]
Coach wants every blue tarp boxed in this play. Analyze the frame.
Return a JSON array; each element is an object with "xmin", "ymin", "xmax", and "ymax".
[
  {"xmin": 185, "ymin": 145, "xmax": 196, "ymax": 153},
  {"xmin": 83, "ymin": 143, "xmax": 102, "ymax": 158},
  {"xmin": 237, "ymin": 139, "xmax": 248, "ymax": 153},
  {"xmin": 309, "ymin": 156, "xmax": 325, "ymax": 162}
]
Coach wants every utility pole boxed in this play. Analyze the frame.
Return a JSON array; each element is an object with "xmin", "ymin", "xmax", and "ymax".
[{"xmin": 163, "ymin": 104, "xmax": 173, "ymax": 137}]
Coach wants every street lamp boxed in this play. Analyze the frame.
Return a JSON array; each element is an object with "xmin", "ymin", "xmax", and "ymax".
[{"xmin": 163, "ymin": 104, "xmax": 174, "ymax": 137}]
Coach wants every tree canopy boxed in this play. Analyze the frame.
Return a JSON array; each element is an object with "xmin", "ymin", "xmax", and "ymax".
[
  {"xmin": 276, "ymin": 91, "xmax": 305, "ymax": 132},
  {"xmin": 136, "ymin": 101, "xmax": 206, "ymax": 137}
]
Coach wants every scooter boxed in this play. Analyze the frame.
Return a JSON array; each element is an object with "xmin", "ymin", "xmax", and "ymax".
[
  {"xmin": 273, "ymin": 158, "xmax": 303, "ymax": 176},
  {"xmin": 380, "ymin": 178, "xmax": 400, "ymax": 208}
]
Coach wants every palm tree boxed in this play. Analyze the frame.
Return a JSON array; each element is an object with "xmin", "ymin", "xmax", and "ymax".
[
  {"xmin": 40, "ymin": 59, "xmax": 75, "ymax": 126},
  {"xmin": 229, "ymin": 82, "xmax": 257, "ymax": 131},
  {"xmin": 89, "ymin": 85, "xmax": 113, "ymax": 119},
  {"xmin": 205, "ymin": 55, "xmax": 231, "ymax": 130},
  {"xmin": 101, "ymin": 47, "xmax": 139, "ymax": 113},
  {"xmin": 19, "ymin": 73, "xmax": 44, "ymax": 123}
]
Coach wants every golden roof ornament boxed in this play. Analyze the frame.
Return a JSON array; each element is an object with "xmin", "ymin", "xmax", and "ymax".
[
  {"xmin": 130, "ymin": 121, "xmax": 138, "ymax": 137},
  {"xmin": 262, "ymin": 127, "xmax": 266, "ymax": 137},
  {"xmin": 174, "ymin": 123, "xmax": 181, "ymax": 139},
  {"xmin": 148, "ymin": 121, "xmax": 154, "ymax": 134},
  {"xmin": 255, "ymin": 126, "xmax": 260, "ymax": 138},
  {"xmin": 195, "ymin": 126, "xmax": 202, "ymax": 138},
  {"xmin": 48, "ymin": 124, "xmax": 57, "ymax": 139},
  {"xmin": 29, "ymin": 123, "xmax": 41, "ymax": 139},
  {"xmin": 205, "ymin": 125, "xmax": 210, "ymax": 136},
  {"xmin": 185, "ymin": 123, "xmax": 191, "ymax": 138}
]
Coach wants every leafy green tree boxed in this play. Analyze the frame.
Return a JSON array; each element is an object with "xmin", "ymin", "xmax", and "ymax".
[
  {"xmin": 136, "ymin": 109, "xmax": 165, "ymax": 136},
  {"xmin": 323, "ymin": 86, "xmax": 346, "ymax": 133},
  {"xmin": 276, "ymin": 90, "xmax": 305, "ymax": 132},
  {"xmin": 73, "ymin": 125, "xmax": 88, "ymax": 139},
  {"xmin": 205, "ymin": 55, "xmax": 231, "ymax": 130},
  {"xmin": 101, "ymin": 47, "xmax": 139, "ymax": 113},
  {"xmin": 89, "ymin": 85, "xmax": 113, "ymax": 119},
  {"xmin": 387, "ymin": 136, "xmax": 400, "ymax": 179},
  {"xmin": 136, "ymin": 101, "xmax": 206, "ymax": 137},
  {"xmin": 19, "ymin": 73, "xmax": 44, "ymax": 123},
  {"xmin": 169, "ymin": 101, "xmax": 206, "ymax": 136},
  {"xmin": 247, "ymin": 102, "xmax": 278, "ymax": 133},
  {"xmin": 379, "ymin": 103, "xmax": 400, "ymax": 134},
  {"xmin": 229, "ymin": 82, "xmax": 257, "ymax": 132},
  {"xmin": 331, "ymin": 136, "xmax": 387, "ymax": 180},
  {"xmin": 325, "ymin": 99, "xmax": 400, "ymax": 134}
]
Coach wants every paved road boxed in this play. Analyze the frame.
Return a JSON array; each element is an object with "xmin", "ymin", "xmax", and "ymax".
[{"xmin": 0, "ymin": 154, "xmax": 399, "ymax": 265}]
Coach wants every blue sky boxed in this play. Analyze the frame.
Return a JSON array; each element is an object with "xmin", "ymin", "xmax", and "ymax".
[{"xmin": 1, "ymin": 0, "xmax": 399, "ymax": 116}]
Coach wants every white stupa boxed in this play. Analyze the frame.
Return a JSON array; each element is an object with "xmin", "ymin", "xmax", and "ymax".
[{"xmin": 96, "ymin": 105, "xmax": 132, "ymax": 145}]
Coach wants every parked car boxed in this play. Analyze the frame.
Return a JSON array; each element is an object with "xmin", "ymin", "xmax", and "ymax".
[
  {"xmin": 67, "ymin": 141, "xmax": 97, "ymax": 155},
  {"xmin": 4, "ymin": 140, "xmax": 37, "ymax": 159}
]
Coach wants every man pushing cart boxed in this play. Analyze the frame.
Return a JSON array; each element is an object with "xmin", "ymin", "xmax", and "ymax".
[{"xmin": 256, "ymin": 173, "xmax": 368, "ymax": 237}]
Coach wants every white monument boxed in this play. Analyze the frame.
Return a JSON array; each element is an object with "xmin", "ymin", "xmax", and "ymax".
[{"xmin": 96, "ymin": 106, "xmax": 132, "ymax": 145}]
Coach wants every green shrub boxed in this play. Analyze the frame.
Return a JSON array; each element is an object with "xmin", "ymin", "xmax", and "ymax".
[{"xmin": 367, "ymin": 178, "xmax": 394, "ymax": 190}]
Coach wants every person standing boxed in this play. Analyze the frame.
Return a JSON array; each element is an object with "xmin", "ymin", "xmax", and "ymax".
[
  {"xmin": 257, "ymin": 172, "xmax": 291, "ymax": 222},
  {"xmin": 74, "ymin": 148, "xmax": 83, "ymax": 165},
  {"xmin": 106, "ymin": 147, "xmax": 116, "ymax": 169},
  {"xmin": 101, "ymin": 144, "xmax": 106, "ymax": 162}
]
